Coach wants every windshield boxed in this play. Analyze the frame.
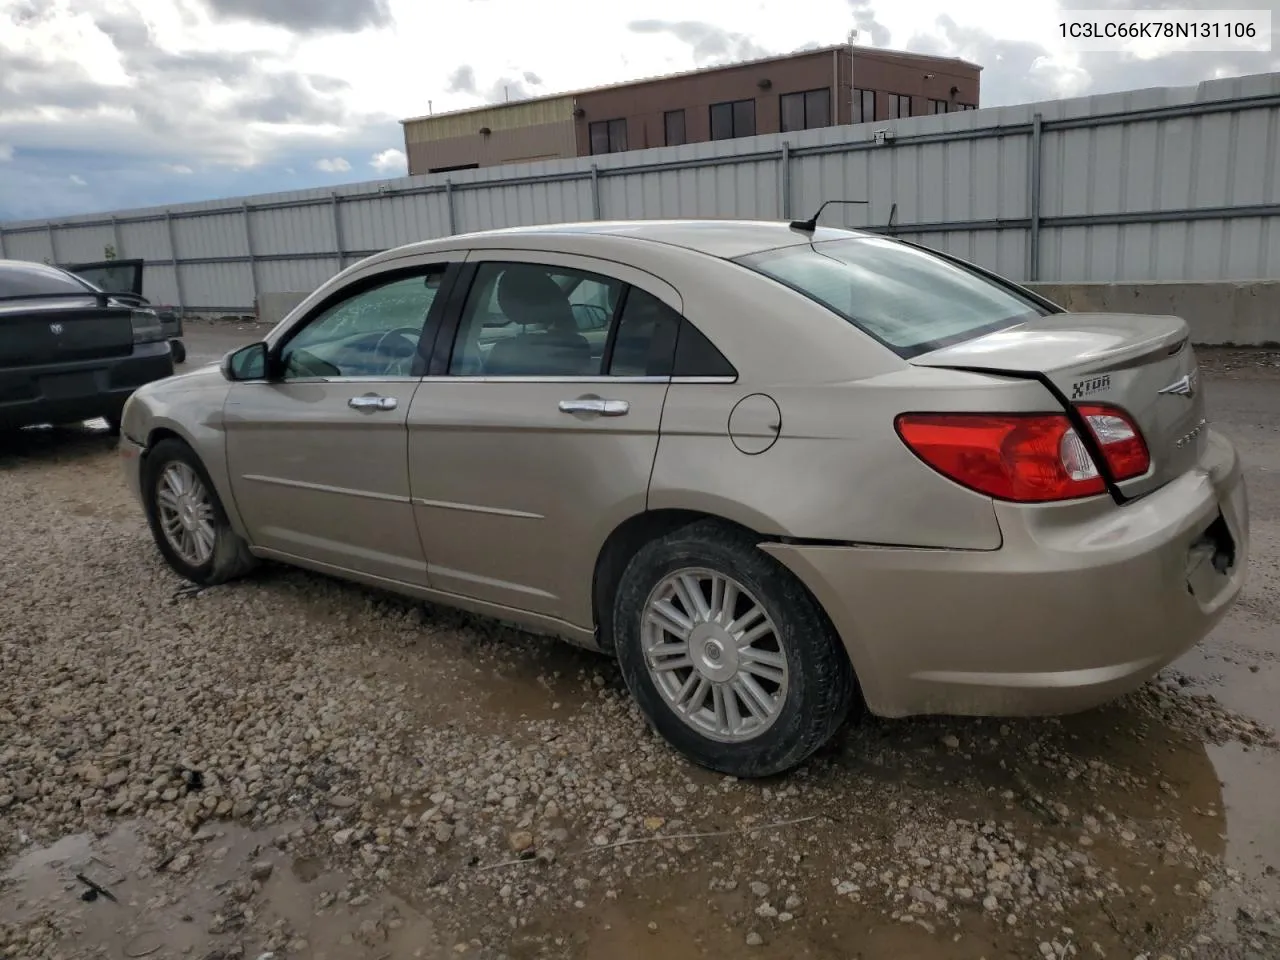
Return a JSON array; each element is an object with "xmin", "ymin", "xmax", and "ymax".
[
  {"xmin": 0, "ymin": 261, "xmax": 97, "ymax": 299},
  {"xmin": 737, "ymin": 237, "xmax": 1049, "ymax": 358}
]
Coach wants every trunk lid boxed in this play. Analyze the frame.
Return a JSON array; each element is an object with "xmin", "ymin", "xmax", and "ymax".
[
  {"xmin": 0, "ymin": 298, "xmax": 135, "ymax": 367},
  {"xmin": 911, "ymin": 312, "xmax": 1204, "ymax": 498}
]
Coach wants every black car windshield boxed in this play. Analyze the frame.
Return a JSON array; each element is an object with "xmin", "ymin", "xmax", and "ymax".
[
  {"xmin": 0, "ymin": 261, "xmax": 97, "ymax": 299},
  {"xmin": 736, "ymin": 236, "xmax": 1049, "ymax": 358}
]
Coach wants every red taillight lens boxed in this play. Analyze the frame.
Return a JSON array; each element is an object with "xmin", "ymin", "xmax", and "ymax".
[
  {"xmin": 1076, "ymin": 403, "xmax": 1150, "ymax": 481},
  {"xmin": 896, "ymin": 405, "xmax": 1150, "ymax": 503}
]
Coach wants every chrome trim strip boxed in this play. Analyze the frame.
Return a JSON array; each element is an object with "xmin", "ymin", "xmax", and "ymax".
[
  {"xmin": 228, "ymin": 375, "xmax": 737, "ymax": 385},
  {"xmin": 411, "ymin": 496, "xmax": 543, "ymax": 519},
  {"xmin": 241, "ymin": 473, "xmax": 410, "ymax": 503},
  {"xmin": 418, "ymin": 375, "xmax": 669, "ymax": 384}
]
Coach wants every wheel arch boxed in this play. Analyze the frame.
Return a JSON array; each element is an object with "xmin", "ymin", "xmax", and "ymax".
[
  {"xmin": 590, "ymin": 507, "xmax": 856, "ymax": 685},
  {"xmin": 141, "ymin": 418, "xmax": 251, "ymax": 541}
]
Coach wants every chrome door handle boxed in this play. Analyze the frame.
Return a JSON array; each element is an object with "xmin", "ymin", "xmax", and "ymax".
[
  {"xmin": 348, "ymin": 394, "xmax": 398, "ymax": 411},
  {"xmin": 558, "ymin": 398, "xmax": 630, "ymax": 417}
]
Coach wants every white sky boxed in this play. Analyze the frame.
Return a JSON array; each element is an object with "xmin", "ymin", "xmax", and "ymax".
[{"xmin": 0, "ymin": 0, "xmax": 1276, "ymax": 219}]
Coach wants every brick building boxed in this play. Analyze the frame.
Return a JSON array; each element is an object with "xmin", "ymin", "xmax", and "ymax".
[{"xmin": 402, "ymin": 45, "xmax": 981, "ymax": 176}]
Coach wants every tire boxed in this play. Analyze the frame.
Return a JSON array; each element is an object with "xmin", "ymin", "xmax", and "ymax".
[
  {"xmin": 141, "ymin": 438, "xmax": 257, "ymax": 586},
  {"xmin": 613, "ymin": 520, "xmax": 855, "ymax": 778},
  {"xmin": 170, "ymin": 339, "xmax": 186, "ymax": 364},
  {"xmin": 102, "ymin": 414, "xmax": 122, "ymax": 436}
]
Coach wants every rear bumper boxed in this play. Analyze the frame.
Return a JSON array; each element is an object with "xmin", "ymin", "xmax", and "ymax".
[
  {"xmin": 0, "ymin": 341, "xmax": 174, "ymax": 430},
  {"xmin": 763, "ymin": 428, "xmax": 1249, "ymax": 718}
]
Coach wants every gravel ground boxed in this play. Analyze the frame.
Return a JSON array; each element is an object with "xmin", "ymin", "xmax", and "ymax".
[{"xmin": 1, "ymin": 338, "xmax": 1279, "ymax": 960}]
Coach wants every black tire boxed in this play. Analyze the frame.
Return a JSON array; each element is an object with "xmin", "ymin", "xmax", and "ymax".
[
  {"xmin": 141, "ymin": 438, "xmax": 258, "ymax": 586},
  {"xmin": 170, "ymin": 339, "xmax": 186, "ymax": 364},
  {"xmin": 102, "ymin": 414, "xmax": 122, "ymax": 436},
  {"xmin": 613, "ymin": 520, "xmax": 856, "ymax": 778}
]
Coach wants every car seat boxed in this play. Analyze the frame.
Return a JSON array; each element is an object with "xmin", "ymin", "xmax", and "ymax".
[{"xmin": 484, "ymin": 267, "xmax": 594, "ymax": 376}]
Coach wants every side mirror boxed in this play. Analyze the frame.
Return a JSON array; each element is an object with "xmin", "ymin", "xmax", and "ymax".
[{"xmin": 221, "ymin": 342, "xmax": 269, "ymax": 382}]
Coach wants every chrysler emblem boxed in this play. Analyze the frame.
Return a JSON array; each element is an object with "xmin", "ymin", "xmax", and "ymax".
[
  {"xmin": 1158, "ymin": 371, "xmax": 1197, "ymax": 398},
  {"xmin": 49, "ymin": 322, "xmax": 64, "ymax": 335}
]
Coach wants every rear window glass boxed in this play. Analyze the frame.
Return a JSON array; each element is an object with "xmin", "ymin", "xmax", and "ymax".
[
  {"xmin": 0, "ymin": 262, "xmax": 94, "ymax": 299},
  {"xmin": 737, "ymin": 237, "xmax": 1049, "ymax": 358}
]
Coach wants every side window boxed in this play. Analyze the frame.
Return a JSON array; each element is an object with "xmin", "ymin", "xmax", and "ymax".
[
  {"xmin": 449, "ymin": 262, "xmax": 621, "ymax": 376},
  {"xmin": 279, "ymin": 269, "xmax": 444, "ymax": 379},
  {"xmin": 673, "ymin": 319, "xmax": 737, "ymax": 379},
  {"xmin": 606, "ymin": 288, "xmax": 680, "ymax": 377}
]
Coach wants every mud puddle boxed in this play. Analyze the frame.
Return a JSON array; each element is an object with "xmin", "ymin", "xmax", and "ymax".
[{"xmin": 0, "ymin": 819, "xmax": 444, "ymax": 959}]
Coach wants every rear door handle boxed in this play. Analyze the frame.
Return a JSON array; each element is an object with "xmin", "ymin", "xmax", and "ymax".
[
  {"xmin": 348, "ymin": 394, "xmax": 398, "ymax": 411},
  {"xmin": 558, "ymin": 398, "xmax": 630, "ymax": 417}
]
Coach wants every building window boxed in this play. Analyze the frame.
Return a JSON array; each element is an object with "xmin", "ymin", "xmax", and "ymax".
[
  {"xmin": 589, "ymin": 118, "xmax": 627, "ymax": 155},
  {"xmin": 930, "ymin": 99, "xmax": 949, "ymax": 114},
  {"xmin": 853, "ymin": 88, "xmax": 876, "ymax": 124},
  {"xmin": 664, "ymin": 109, "xmax": 686, "ymax": 146},
  {"xmin": 710, "ymin": 98, "xmax": 756, "ymax": 140},
  {"xmin": 887, "ymin": 94, "xmax": 912, "ymax": 119},
  {"xmin": 779, "ymin": 87, "xmax": 832, "ymax": 132}
]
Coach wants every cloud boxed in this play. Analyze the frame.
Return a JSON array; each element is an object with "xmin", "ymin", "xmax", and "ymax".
[
  {"xmin": 314, "ymin": 157, "xmax": 351, "ymax": 173},
  {"xmin": 446, "ymin": 65, "xmax": 477, "ymax": 94},
  {"xmin": 370, "ymin": 148, "xmax": 406, "ymax": 174},
  {"xmin": 846, "ymin": 0, "xmax": 890, "ymax": 47},
  {"xmin": 522, "ymin": 70, "xmax": 542, "ymax": 85},
  {"xmin": 161, "ymin": 163, "xmax": 194, "ymax": 175},
  {"xmin": 0, "ymin": 143, "xmax": 12, "ymax": 161},
  {"xmin": 69, "ymin": 174, "xmax": 86, "ymax": 186},
  {"xmin": 627, "ymin": 20, "xmax": 772, "ymax": 64},
  {"xmin": 199, "ymin": 0, "xmax": 393, "ymax": 34},
  {"xmin": 908, "ymin": 8, "xmax": 1279, "ymax": 107}
]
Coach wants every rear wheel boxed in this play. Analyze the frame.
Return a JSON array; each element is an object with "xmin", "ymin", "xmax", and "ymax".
[
  {"xmin": 142, "ymin": 438, "xmax": 257, "ymax": 585},
  {"xmin": 613, "ymin": 520, "xmax": 855, "ymax": 778}
]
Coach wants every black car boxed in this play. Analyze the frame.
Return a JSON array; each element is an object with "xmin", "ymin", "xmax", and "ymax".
[
  {"xmin": 0, "ymin": 259, "xmax": 175, "ymax": 434},
  {"xmin": 66, "ymin": 258, "xmax": 186, "ymax": 363}
]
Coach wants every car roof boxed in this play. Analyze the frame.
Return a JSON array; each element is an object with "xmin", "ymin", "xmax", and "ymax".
[{"xmin": 382, "ymin": 220, "xmax": 871, "ymax": 263}]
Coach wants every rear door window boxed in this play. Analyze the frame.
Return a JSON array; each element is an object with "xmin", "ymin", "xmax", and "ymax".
[{"xmin": 737, "ymin": 237, "xmax": 1049, "ymax": 358}]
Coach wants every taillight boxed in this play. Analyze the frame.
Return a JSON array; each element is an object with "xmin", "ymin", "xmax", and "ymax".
[
  {"xmin": 1076, "ymin": 403, "xmax": 1149, "ymax": 481},
  {"xmin": 130, "ymin": 308, "xmax": 164, "ymax": 344},
  {"xmin": 895, "ymin": 404, "xmax": 1149, "ymax": 503}
]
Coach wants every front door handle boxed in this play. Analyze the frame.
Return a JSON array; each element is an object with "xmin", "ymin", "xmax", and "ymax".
[
  {"xmin": 348, "ymin": 394, "xmax": 398, "ymax": 411},
  {"xmin": 558, "ymin": 398, "xmax": 630, "ymax": 417}
]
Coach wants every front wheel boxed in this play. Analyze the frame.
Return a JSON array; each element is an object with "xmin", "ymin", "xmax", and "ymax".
[
  {"xmin": 141, "ymin": 438, "xmax": 257, "ymax": 585},
  {"xmin": 170, "ymin": 339, "xmax": 186, "ymax": 364},
  {"xmin": 613, "ymin": 520, "xmax": 856, "ymax": 778}
]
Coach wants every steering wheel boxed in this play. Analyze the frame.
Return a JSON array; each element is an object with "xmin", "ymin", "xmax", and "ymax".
[{"xmin": 371, "ymin": 326, "xmax": 423, "ymax": 376}]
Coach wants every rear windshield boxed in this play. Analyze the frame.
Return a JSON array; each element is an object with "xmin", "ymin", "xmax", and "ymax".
[
  {"xmin": 737, "ymin": 237, "xmax": 1050, "ymax": 358},
  {"xmin": 0, "ymin": 262, "xmax": 95, "ymax": 300}
]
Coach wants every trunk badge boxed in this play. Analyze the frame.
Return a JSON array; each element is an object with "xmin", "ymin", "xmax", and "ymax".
[
  {"xmin": 49, "ymin": 322, "xmax": 64, "ymax": 335},
  {"xmin": 1158, "ymin": 372, "xmax": 1198, "ymax": 398}
]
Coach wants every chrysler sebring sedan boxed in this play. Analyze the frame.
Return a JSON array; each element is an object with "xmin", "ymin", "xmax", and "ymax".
[{"xmin": 118, "ymin": 219, "xmax": 1249, "ymax": 778}]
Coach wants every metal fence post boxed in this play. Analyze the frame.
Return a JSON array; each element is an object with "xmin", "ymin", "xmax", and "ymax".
[
  {"xmin": 1028, "ymin": 112, "xmax": 1043, "ymax": 282},
  {"xmin": 330, "ymin": 193, "xmax": 345, "ymax": 268},
  {"xmin": 445, "ymin": 180, "xmax": 457, "ymax": 235},
  {"xmin": 110, "ymin": 215, "xmax": 124, "ymax": 258},
  {"xmin": 780, "ymin": 142, "xmax": 792, "ymax": 220},
  {"xmin": 46, "ymin": 223, "xmax": 57, "ymax": 264},
  {"xmin": 241, "ymin": 202, "xmax": 259, "ymax": 310},
  {"xmin": 590, "ymin": 164, "xmax": 601, "ymax": 219},
  {"xmin": 164, "ymin": 210, "xmax": 186, "ymax": 317}
]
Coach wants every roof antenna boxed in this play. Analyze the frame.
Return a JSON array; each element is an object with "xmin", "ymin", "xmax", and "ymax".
[
  {"xmin": 789, "ymin": 199, "xmax": 870, "ymax": 233},
  {"xmin": 886, "ymin": 202, "xmax": 898, "ymax": 234}
]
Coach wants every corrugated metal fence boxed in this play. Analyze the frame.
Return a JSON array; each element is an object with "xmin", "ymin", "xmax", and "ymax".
[{"xmin": 2, "ymin": 72, "xmax": 1279, "ymax": 314}]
